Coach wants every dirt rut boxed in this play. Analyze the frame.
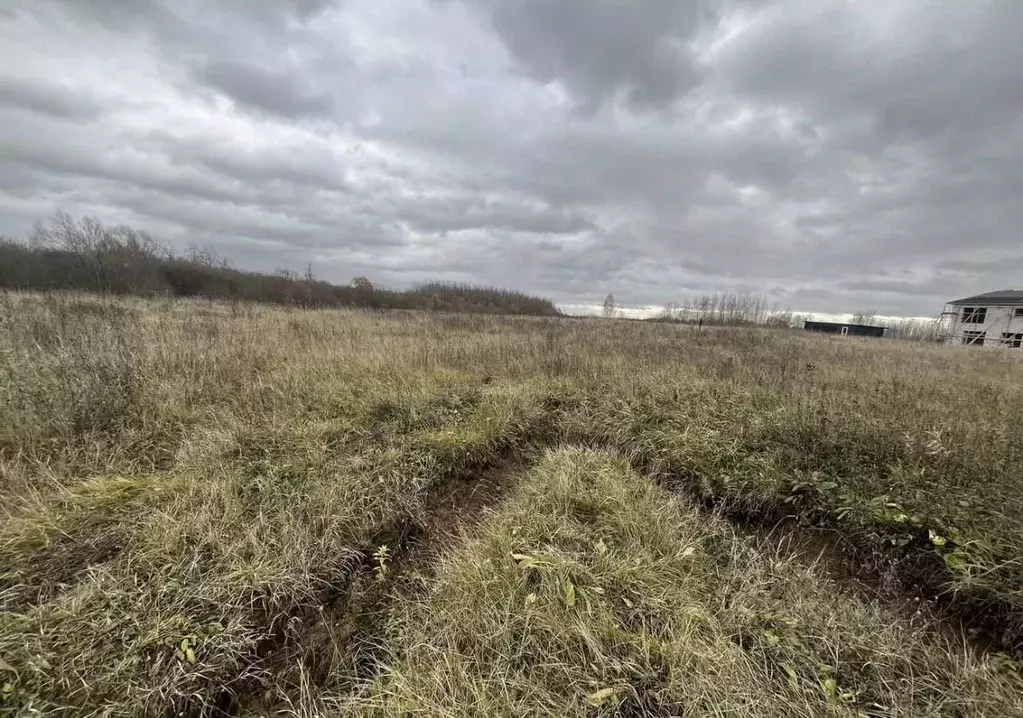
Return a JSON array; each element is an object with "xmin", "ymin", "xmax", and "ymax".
[{"xmin": 226, "ymin": 459, "xmax": 525, "ymax": 716}]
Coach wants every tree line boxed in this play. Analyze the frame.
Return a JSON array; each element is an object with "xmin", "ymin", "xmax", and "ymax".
[
  {"xmin": 851, "ymin": 310, "xmax": 943, "ymax": 341},
  {"xmin": 648, "ymin": 292, "xmax": 805, "ymax": 327},
  {"xmin": 636, "ymin": 293, "xmax": 940, "ymax": 341},
  {"xmin": 0, "ymin": 212, "xmax": 560, "ymax": 316}
]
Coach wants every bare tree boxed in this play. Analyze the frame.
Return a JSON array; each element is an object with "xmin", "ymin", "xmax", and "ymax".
[
  {"xmin": 651, "ymin": 292, "xmax": 802, "ymax": 328},
  {"xmin": 602, "ymin": 293, "xmax": 616, "ymax": 318},
  {"xmin": 852, "ymin": 310, "xmax": 878, "ymax": 326},
  {"xmin": 187, "ymin": 245, "xmax": 230, "ymax": 269},
  {"xmin": 28, "ymin": 211, "xmax": 166, "ymax": 293}
]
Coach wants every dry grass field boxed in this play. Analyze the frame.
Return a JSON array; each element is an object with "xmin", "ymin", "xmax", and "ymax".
[{"xmin": 2, "ymin": 292, "xmax": 1023, "ymax": 716}]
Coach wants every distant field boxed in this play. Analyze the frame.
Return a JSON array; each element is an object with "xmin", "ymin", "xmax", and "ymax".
[{"xmin": 2, "ymin": 293, "xmax": 1023, "ymax": 716}]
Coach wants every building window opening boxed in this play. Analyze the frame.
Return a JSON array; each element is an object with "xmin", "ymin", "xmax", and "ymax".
[{"xmin": 961, "ymin": 307, "xmax": 987, "ymax": 324}]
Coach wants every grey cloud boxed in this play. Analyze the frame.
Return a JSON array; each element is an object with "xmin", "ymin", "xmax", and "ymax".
[
  {"xmin": 215, "ymin": 0, "xmax": 337, "ymax": 21},
  {"xmin": 0, "ymin": 131, "xmax": 246, "ymax": 207},
  {"xmin": 190, "ymin": 61, "xmax": 335, "ymax": 119},
  {"xmin": 45, "ymin": 0, "xmax": 216, "ymax": 48},
  {"xmin": 112, "ymin": 189, "xmax": 404, "ymax": 253},
  {"xmin": 716, "ymin": 2, "xmax": 1023, "ymax": 147},
  {"xmin": 837, "ymin": 277, "xmax": 955, "ymax": 298},
  {"xmin": 194, "ymin": 151, "xmax": 349, "ymax": 191},
  {"xmin": 476, "ymin": 0, "xmax": 705, "ymax": 111},
  {"xmin": 389, "ymin": 197, "xmax": 595, "ymax": 236},
  {"xmin": 51, "ymin": 0, "xmax": 333, "ymax": 30},
  {"xmin": 935, "ymin": 255, "xmax": 1023, "ymax": 276},
  {"xmin": 0, "ymin": 77, "xmax": 105, "ymax": 120},
  {"xmin": 141, "ymin": 130, "xmax": 356, "ymax": 192}
]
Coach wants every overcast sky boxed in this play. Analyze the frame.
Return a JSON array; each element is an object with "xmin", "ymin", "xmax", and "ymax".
[{"xmin": 2, "ymin": 0, "xmax": 1021, "ymax": 316}]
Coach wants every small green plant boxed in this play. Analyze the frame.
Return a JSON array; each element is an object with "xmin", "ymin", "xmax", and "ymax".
[{"xmin": 174, "ymin": 636, "xmax": 197, "ymax": 665}]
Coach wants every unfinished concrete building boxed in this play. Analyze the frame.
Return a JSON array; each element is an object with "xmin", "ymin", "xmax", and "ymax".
[{"xmin": 942, "ymin": 290, "xmax": 1023, "ymax": 348}]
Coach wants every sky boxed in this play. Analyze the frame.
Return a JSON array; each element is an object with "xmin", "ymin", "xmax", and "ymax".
[{"xmin": 1, "ymin": 0, "xmax": 1022, "ymax": 317}]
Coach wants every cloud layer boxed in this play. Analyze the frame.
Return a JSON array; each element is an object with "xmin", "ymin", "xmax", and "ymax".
[{"xmin": 2, "ymin": 0, "xmax": 1021, "ymax": 315}]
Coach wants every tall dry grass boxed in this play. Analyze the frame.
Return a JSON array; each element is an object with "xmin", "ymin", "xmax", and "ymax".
[{"xmin": 1, "ymin": 292, "xmax": 1022, "ymax": 714}]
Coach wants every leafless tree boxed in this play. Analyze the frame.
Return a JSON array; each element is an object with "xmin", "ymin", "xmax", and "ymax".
[{"xmin": 602, "ymin": 293, "xmax": 616, "ymax": 318}]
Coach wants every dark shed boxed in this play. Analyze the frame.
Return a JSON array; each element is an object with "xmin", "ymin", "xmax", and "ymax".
[{"xmin": 804, "ymin": 321, "xmax": 885, "ymax": 338}]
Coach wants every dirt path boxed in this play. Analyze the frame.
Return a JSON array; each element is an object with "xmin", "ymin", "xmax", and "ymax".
[{"xmin": 230, "ymin": 459, "xmax": 526, "ymax": 716}]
